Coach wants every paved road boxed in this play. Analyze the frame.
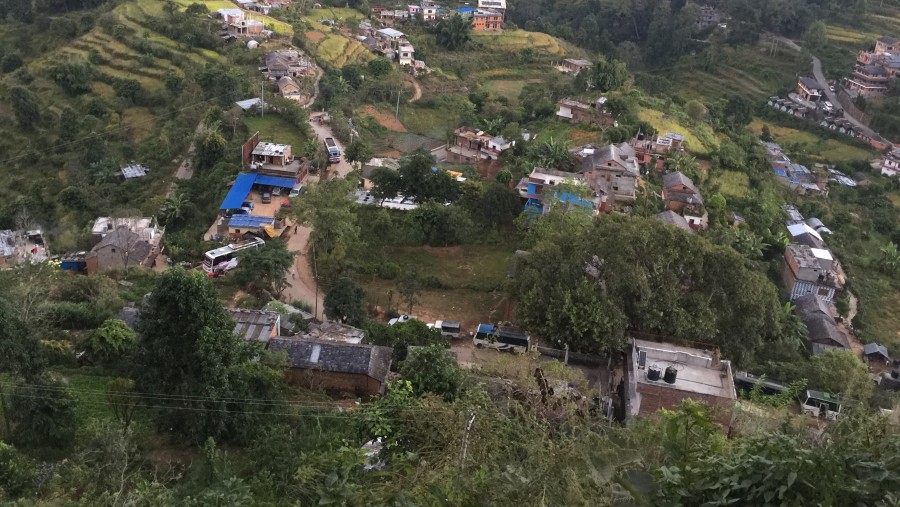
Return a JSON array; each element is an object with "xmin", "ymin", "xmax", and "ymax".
[
  {"xmin": 810, "ymin": 55, "xmax": 869, "ymax": 131},
  {"xmin": 768, "ymin": 34, "xmax": 871, "ymax": 132}
]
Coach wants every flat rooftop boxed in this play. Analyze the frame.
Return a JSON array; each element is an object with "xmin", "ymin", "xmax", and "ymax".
[
  {"xmin": 252, "ymin": 142, "xmax": 291, "ymax": 157},
  {"xmin": 633, "ymin": 339, "xmax": 735, "ymax": 399}
]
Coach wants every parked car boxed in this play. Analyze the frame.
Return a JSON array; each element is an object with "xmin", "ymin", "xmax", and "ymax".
[
  {"xmin": 281, "ymin": 199, "xmax": 291, "ymax": 209},
  {"xmin": 289, "ymin": 184, "xmax": 303, "ymax": 197},
  {"xmin": 388, "ymin": 314, "xmax": 416, "ymax": 326},
  {"xmin": 272, "ymin": 187, "xmax": 282, "ymax": 196},
  {"xmin": 261, "ymin": 192, "xmax": 272, "ymax": 203},
  {"xmin": 242, "ymin": 201, "xmax": 254, "ymax": 210}
]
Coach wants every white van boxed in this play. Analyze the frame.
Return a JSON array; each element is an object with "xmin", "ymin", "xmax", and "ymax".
[
  {"xmin": 289, "ymin": 184, "xmax": 303, "ymax": 198},
  {"xmin": 799, "ymin": 390, "xmax": 841, "ymax": 420}
]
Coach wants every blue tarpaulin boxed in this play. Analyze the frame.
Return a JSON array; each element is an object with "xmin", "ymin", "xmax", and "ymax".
[
  {"xmin": 220, "ymin": 173, "xmax": 257, "ymax": 210},
  {"xmin": 220, "ymin": 174, "xmax": 298, "ymax": 210},
  {"xmin": 254, "ymin": 174, "xmax": 298, "ymax": 188},
  {"xmin": 228, "ymin": 215, "xmax": 275, "ymax": 228}
]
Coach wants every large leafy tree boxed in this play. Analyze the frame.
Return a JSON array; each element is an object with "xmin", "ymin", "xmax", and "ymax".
[
  {"xmin": 435, "ymin": 14, "xmax": 472, "ymax": 51},
  {"xmin": 8, "ymin": 374, "xmax": 76, "ymax": 449},
  {"xmin": 82, "ymin": 318, "xmax": 137, "ymax": 365},
  {"xmin": 400, "ymin": 345, "xmax": 463, "ymax": 401},
  {"xmin": 9, "ymin": 86, "xmax": 41, "ymax": 128},
  {"xmin": 324, "ymin": 277, "xmax": 366, "ymax": 326},
  {"xmin": 364, "ymin": 320, "xmax": 445, "ymax": 362},
  {"xmin": 236, "ymin": 240, "xmax": 294, "ymax": 298},
  {"xmin": 290, "ymin": 177, "xmax": 360, "ymax": 278},
  {"xmin": 514, "ymin": 214, "xmax": 783, "ymax": 363},
  {"xmin": 396, "ymin": 149, "xmax": 460, "ymax": 203},
  {"xmin": 131, "ymin": 269, "xmax": 283, "ymax": 443}
]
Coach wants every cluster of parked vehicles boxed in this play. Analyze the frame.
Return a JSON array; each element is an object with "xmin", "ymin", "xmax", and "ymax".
[{"xmin": 387, "ymin": 315, "xmax": 533, "ymax": 353}]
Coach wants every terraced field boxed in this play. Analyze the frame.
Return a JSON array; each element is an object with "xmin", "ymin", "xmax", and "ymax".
[
  {"xmin": 301, "ymin": 10, "xmax": 373, "ymax": 67},
  {"xmin": 170, "ymin": 0, "xmax": 293, "ymax": 34},
  {"xmin": 638, "ymin": 109, "xmax": 719, "ymax": 155},
  {"xmin": 749, "ymin": 119, "xmax": 876, "ymax": 163},
  {"xmin": 471, "ymin": 29, "xmax": 573, "ymax": 57}
]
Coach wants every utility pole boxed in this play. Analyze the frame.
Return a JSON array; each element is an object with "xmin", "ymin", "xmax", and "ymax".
[
  {"xmin": 459, "ymin": 411, "xmax": 476, "ymax": 470},
  {"xmin": 260, "ymin": 81, "xmax": 265, "ymax": 118},
  {"xmin": 395, "ymin": 89, "xmax": 401, "ymax": 119}
]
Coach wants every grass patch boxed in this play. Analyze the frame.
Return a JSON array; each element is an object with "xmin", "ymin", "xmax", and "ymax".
[
  {"xmin": 749, "ymin": 119, "xmax": 875, "ymax": 163},
  {"xmin": 383, "ymin": 245, "xmax": 516, "ymax": 289},
  {"xmin": 244, "ymin": 115, "xmax": 309, "ymax": 149},
  {"xmin": 62, "ymin": 372, "xmax": 118, "ymax": 424},
  {"xmin": 639, "ymin": 108, "xmax": 717, "ymax": 155},
  {"xmin": 888, "ymin": 192, "xmax": 900, "ymax": 208},
  {"xmin": 399, "ymin": 103, "xmax": 455, "ymax": 139},
  {"xmin": 122, "ymin": 107, "xmax": 157, "ymax": 142},
  {"xmin": 712, "ymin": 170, "xmax": 751, "ymax": 198},
  {"xmin": 482, "ymin": 79, "xmax": 527, "ymax": 104}
]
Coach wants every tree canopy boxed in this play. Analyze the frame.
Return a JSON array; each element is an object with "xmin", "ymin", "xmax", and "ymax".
[
  {"xmin": 435, "ymin": 14, "xmax": 472, "ymax": 51},
  {"xmin": 131, "ymin": 269, "xmax": 283, "ymax": 443},
  {"xmin": 324, "ymin": 277, "xmax": 367, "ymax": 326},
  {"xmin": 513, "ymin": 214, "xmax": 783, "ymax": 363}
]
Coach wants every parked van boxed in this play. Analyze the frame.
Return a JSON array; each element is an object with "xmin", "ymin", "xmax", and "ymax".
[
  {"xmin": 289, "ymin": 184, "xmax": 303, "ymax": 197},
  {"xmin": 800, "ymin": 389, "xmax": 841, "ymax": 420},
  {"xmin": 429, "ymin": 320, "xmax": 461, "ymax": 339}
]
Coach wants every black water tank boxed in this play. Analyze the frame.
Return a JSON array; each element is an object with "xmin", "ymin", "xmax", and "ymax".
[
  {"xmin": 664, "ymin": 366, "xmax": 678, "ymax": 384},
  {"xmin": 647, "ymin": 365, "xmax": 661, "ymax": 381}
]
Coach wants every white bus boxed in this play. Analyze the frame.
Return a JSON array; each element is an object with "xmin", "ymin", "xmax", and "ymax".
[
  {"xmin": 473, "ymin": 323, "xmax": 531, "ymax": 352},
  {"xmin": 800, "ymin": 389, "xmax": 841, "ymax": 420},
  {"xmin": 202, "ymin": 237, "xmax": 265, "ymax": 273}
]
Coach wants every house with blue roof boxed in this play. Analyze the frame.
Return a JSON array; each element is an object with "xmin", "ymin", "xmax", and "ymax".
[{"xmin": 517, "ymin": 168, "xmax": 597, "ymax": 216}]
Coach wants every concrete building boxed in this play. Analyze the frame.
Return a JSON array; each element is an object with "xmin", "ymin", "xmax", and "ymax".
[
  {"xmin": 625, "ymin": 338, "xmax": 736, "ymax": 424},
  {"xmin": 575, "ymin": 143, "xmax": 640, "ymax": 203},
  {"xmin": 85, "ymin": 217, "xmax": 163, "ymax": 273}
]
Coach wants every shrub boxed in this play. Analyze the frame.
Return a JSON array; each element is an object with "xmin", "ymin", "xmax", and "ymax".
[
  {"xmin": 81, "ymin": 319, "xmax": 137, "ymax": 364},
  {"xmin": 0, "ymin": 442, "xmax": 35, "ymax": 499}
]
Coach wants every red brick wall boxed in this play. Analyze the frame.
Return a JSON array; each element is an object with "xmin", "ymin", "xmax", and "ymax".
[
  {"xmin": 283, "ymin": 369, "xmax": 383, "ymax": 396},
  {"xmin": 637, "ymin": 383, "xmax": 734, "ymax": 423}
]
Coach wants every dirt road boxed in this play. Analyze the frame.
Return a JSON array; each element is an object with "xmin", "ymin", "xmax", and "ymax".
[
  {"xmin": 282, "ymin": 225, "xmax": 325, "ymax": 320},
  {"xmin": 309, "ymin": 113, "xmax": 355, "ymax": 179}
]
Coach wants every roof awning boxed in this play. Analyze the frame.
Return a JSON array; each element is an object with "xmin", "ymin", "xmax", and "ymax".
[{"xmin": 263, "ymin": 225, "xmax": 277, "ymax": 238}]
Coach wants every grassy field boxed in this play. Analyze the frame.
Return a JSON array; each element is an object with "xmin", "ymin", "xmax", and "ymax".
[
  {"xmin": 399, "ymin": 103, "xmax": 456, "ymax": 140},
  {"xmin": 749, "ymin": 119, "xmax": 875, "ymax": 163},
  {"xmin": 639, "ymin": 108, "xmax": 718, "ymax": 155},
  {"xmin": 711, "ymin": 171, "xmax": 751, "ymax": 198},
  {"xmin": 355, "ymin": 245, "xmax": 516, "ymax": 330},
  {"xmin": 245, "ymin": 115, "xmax": 309, "ymax": 148},
  {"xmin": 62, "ymin": 372, "xmax": 118, "ymax": 423}
]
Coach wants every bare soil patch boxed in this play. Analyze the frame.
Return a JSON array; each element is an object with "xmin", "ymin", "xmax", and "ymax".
[
  {"xmin": 306, "ymin": 31, "xmax": 325, "ymax": 43},
  {"xmin": 362, "ymin": 105, "xmax": 407, "ymax": 132}
]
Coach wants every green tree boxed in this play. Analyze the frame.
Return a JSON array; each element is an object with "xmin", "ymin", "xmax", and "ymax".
[
  {"xmin": 131, "ymin": 269, "xmax": 283, "ymax": 443},
  {"xmin": 48, "ymin": 59, "xmax": 93, "ymax": 96},
  {"xmin": 0, "ymin": 442, "xmax": 35, "ymax": 499},
  {"xmin": 805, "ymin": 349, "xmax": 871, "ymax": 399},
  {"xmin": 0, "ymin": 298, "xmax": 46, "ymax": 436},
  {"xmin": 684, "ymin": 100, "xmax": 705, "ymax": 122},
  {"xmin": 529, "ymin": 137, "xmax": 575, "ymax": 171},
  {"xmin": 290, "ymin": 177, "xmax": 359, "ymax": 278},
  {"xmin": 400, "ymin": 345, "xmax": 463, "ymax": 401},
  {"xmin": 879, "ymin": 242, "xmax": 900, "ymax": 275},
  {"xmin": 1, "ymin": 54, "xmax": 23, "ymax": 73},
  {"xmin": 396, "ymin": 149, "xmax": 460, "ymax": 203},
  {"xmin": 58, "ymin": 106, "xmax": 80, "ymax": 142},
  {"xmin": 344, "ymin": 139, "xmax": 373, "ymax": 169},
  {"xmin": 495, "ymin": 169, "xmax": 513, "ymax": 187},
  {"xmin": 475, "ymin": 183, "xmax": 521, "ymax": 229},
  {"xmin": 195, "ymin": 123, "xmax": 227, "ymax": 170},
  {"xmin": 367, "ymin": 58, "xmax": 392, "ymax": 77},
  {"xmin": 722, "ymin": 95, "xmax": 752, "ymax": 128},
  {"xmin": 324, "ymin": 277, "xmax": 366, "ymax": 326},
  {"xmin": 164, "ymin": 70, "xmax": 184, "ymax": 95},
  {"xmin": 106, "ymin": 378, "xmax": 140, "ymax": 433},
  {"xmin": 8, "ymin": 374, "xmax": 76, "ymax": 449},
  {"xmin": 370, "ymin": 167, "xmax": 403, "ymax": 204},
  {"xmin": 803, "ymin": 20, "xmax": 827, "ymax": 53},
  {"xmin": 397, "ymin": 270, "xmax": 423, "ymax": 314},
  {"xmin": 82, "ymin": 318, "xmax": 137, "ymax": 365},
  {"xmin": 9, "ymin": 86, "xmax": 40, "ymax": 128},
  {"xmin": 236, "ymin": 240, "xmax": 294, "ymax": 298},
  {"xmin": 589, "ymin": 56, "xmax": 631, "ymax": 92},
  {"xmin": 760, "ymin": 124, "xmax": 774, "ymax": 142},
  {"xmin": 435, "ymin": 14, "xmax": 472, "ymax": 51}
]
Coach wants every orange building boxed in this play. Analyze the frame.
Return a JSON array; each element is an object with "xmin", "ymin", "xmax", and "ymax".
[{"xmin": 472, "ymin": 9, "xmax": 503, "ymax": 31}]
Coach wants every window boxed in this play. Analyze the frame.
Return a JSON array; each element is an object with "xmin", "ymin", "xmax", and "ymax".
[
  {"xmin": 613, "ymin": 186, "xmax": 619, "ymax": 191},
  {"xmin": 309, "ymin": 344, "xmax": 322, "ymax": 363},
  {"xmin": 111, "ymin": 248, "xmax": 116, "ymax": 253},
  {"xmin": 235, "ymin": 229, "xmax": 241, "ymax": 233}
]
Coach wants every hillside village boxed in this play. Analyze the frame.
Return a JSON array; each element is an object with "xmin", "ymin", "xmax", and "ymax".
[{"xmin": 0, "ymin": 0, "xmax": 899, "ymax": 504}]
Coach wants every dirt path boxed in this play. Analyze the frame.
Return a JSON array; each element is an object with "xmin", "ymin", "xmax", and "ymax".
[
  {"xmin": 282, "ymin": 225, "xmax": 325, "ymax": 320},
  {"xmin": 302, "ymin": 66, "xmax": 323, "ymax": 110},
  {"xmin": 404, "ymin": 74, "xmax": 422, "ymax": 103}
]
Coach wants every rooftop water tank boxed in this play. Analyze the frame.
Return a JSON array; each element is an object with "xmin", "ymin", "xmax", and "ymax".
[
  {"xmin": 664, "ymin": 366, "xmax": 678, "ymax": 384},
  {"xmin": 647, "ymin": 365, "xmax": 661, "ymax": 382}
]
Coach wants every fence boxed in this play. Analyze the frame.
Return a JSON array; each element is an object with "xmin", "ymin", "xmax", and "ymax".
[{"xmin": 535, "ymin": 345, "xmax": 606, "ymax": 367}]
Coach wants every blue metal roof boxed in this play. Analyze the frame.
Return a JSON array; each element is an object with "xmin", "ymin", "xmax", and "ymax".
[
  {"xmin": 228, "ymin": 215, "xmax": 275, "ymax": 228},
  {"xmin": 255, "ymin": 174, "xmax": 298, "ymax": 188},
  {"xmin": 220, "ymin": 173, "xmax": 257, "ymax": 210},
  {"xmin": 457, "ymin": 6, "xmax": 475, "ymax": 12}
]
